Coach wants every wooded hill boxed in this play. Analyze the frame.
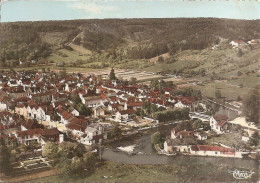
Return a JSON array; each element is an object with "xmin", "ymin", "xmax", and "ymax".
[{"xmin": 0, "ymin": 18, "xmax": 260, "ymax": 67}]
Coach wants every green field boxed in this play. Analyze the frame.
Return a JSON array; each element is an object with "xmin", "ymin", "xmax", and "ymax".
[
  {"xmin": 47, "ymin": 49, "xmax": 88, "ymax": 63},
  {"xmin": 228, "ymin": 73, "xmax": 259, "ymax": 88},
  {"xmin": 144, "ymin": 60, "xmax": 199, "ymax": 73},
  {"xmin": 26, "ymin": 161, "xmax": 259, "ymax": 183},
  {"xmin": 192, "ymin": 81, "xmax": 251, "ymax": 100},
  {"xmin": 205, "ymin": 132, "xmax": 243, "ymax": 147}
]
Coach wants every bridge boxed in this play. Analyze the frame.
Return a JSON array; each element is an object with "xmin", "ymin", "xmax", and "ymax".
[{"xmin": 189, "ymin": 112, "xmax": 211, "ymax": 122}]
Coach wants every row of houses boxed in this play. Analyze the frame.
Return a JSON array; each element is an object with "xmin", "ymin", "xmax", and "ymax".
[
  {"xmin": 164, "ymin": 125, "xmax": 246, "ymax": 158},
  {"xmin": 229, "ymin": 39, "xmax": 260, "ymax": 48}
]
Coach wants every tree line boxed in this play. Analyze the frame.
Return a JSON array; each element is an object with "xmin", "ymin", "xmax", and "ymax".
[{"xmin": 153, "ymin": 108, "xmax": 190, "ymax": 123}]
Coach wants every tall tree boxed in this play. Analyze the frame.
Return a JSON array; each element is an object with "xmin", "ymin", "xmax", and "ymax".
[
  {"xmin": 129, "ymin": 77, "xmax": 137, "ymax": 85},
  {"xmin": 237, "ymin": 49, "xmax": 244, "ymax": 57},
  {"xmin": 110, "ymin": 125, "xmax": 122, "ymax": 138},
  {"xmin": 0, "ymin": 142, "xmax": 11, "ymax": 173},
  {"xmin": 249, "ymin": 132, "xmax": 260, "ymax": 146},
  {"xmin": 109, "ymin": 68, "xmax": 117, "ymax": 80},
  {"xmin": 215, "ymin": 90, "xmax": 222, "ymax": 99},
  {"xmin": 151, "ymin": 132, "xmax": 161, "ymax": 145},
  {"xmin": 243, "ymin": 87, "xmax": 260, "ymax": 124},
  {"xmin": 74, "ymin": 94, "xmax": 82, "ymax": 105}
]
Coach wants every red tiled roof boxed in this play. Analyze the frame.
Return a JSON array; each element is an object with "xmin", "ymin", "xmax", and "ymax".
[
  {"xmin": 119, "ymin": 109, "xmax": 136, "ymax": 115},
  {"xmin": 100, "ymin": 93, "xmax": 107, "ymax": 100},
  {"xmin": 41, "ymin": 128, "xmax": 59, "ymax": 136},
  {"xmin": 0, "ymin": 134, "xmax": 8, "ymax": 139},
  {"xmin": 17, "ymin": 128, "xmax": 42, "ymax": 137},
  {"xmin": 67, "ymin": 117, "xmax": 88, "ymax": 132},
  {"xmin": 22, "ymin": 119, "xmax": 43, "ymax": 130},
  {"xmin": 234, "ymin": 40, "xmax": 245, "ymax": 44},
  {"xmin": 179, "ymin": 96, "xmax": 195, "ymax": 104},
  {"xmin": 17, "ymin": 128, "xmax": 59, "ymax": 137},
  {"xmin": 217, "ymin": 120, "xmax": 227, "ymax": 127},
  {"xmin": 111, "ymin": 103, "xmax": 120, "ymax": 108},
  {"xmin": 128, "ymin": 102, "xmax": 143, "ymax": 107},
  {"xmin": 109, "ymin": 96, "xmax": 118, "ymax": 102},
  {"xmin": 191, "ymin": 145, "xmax": 235, "ymax": 152},
  {"xmin": 67, "ymin": 122, "xmax": 86, "ymax": 132},
  {"xmin": 214, "ymin": 114, "xmax": 228, "ymax": 122},
  {"xmin": 16, "ymin": 97, "xmax": 31, "ymax": 102},
  {"xmin": 61, "ymin": 111, "xmax": 73, "ymax": 120}
]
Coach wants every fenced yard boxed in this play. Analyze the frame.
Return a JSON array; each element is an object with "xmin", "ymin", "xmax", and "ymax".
[{"xmin": 1, "ymin": 157, "xmax": 56, "ymax": 182}]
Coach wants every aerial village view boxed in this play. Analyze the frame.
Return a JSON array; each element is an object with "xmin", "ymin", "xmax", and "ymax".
[{"xmin": 0, "ymin": 1, "xmax": 260, "ymax": 183}]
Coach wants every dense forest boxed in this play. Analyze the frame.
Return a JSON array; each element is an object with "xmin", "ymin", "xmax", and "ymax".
[{"xmin": 1, "ymin": 18, "xmax": 260, "ymax": 67}]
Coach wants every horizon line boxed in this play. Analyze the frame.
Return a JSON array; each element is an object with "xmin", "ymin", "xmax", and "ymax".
[{"xmin": 2, "ymin": 17, "xmax": 260, "ymax": 23}]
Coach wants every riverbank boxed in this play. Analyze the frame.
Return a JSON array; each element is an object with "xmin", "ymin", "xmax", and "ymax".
[
  {"xmin": 102, "ymin": 148, "xmax": 259, "ymax": 169},
  {"xmin": 25, "ymin": 160, "xmax": 259, "ymax": 183}
]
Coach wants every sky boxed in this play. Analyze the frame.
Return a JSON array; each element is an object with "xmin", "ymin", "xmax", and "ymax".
[{"xmin": 1, "ymin": 0, "xmax": 260, "ymax": 22}]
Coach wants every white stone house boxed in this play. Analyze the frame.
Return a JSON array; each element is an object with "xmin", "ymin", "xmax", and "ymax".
[
  {"xmin": 80, "ymin": 123, "xmax": 107, "ymax": 145},
  {"xmin": 93, "ymin": 107, "xmax": 105, "ymax": 118},
  {"xmin": 210, "ymin": 115, "xmax": 229, "ymax": 134},
  {"xmin": 174, "ymin": 101, "xmax": 188, "ymax": 108},
  {"xmin": 71, "ymin": 109, "xmax": 80, "ymax": 116},
  {"xmin": 190, "ymin": 145, "xmax": 243, "ymax": 158},
  {"xmin": 83, "ymin": 96, "xmax": 103, "ymax": 108},
  {"xmin": 115, "ymin": 110, "xmax": 136, "ymax": 123}
]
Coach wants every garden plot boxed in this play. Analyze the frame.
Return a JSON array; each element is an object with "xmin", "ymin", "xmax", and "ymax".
[
  {"xmin": 8, "ymin": 158, "xmax": 51, "ymax": 177},
  {"xmin": 115, "ymin": 70, "xmax": 162, "ymax": 81},
  {"xmin": 71, "ymin": 69, "xmax": 164, "ymax": 81}
]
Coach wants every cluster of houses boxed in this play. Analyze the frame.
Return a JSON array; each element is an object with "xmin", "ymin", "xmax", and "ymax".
[
  {"xmin": 163, "ymin": 123, "xmax": 244, "ymax": 158},
  {"xmin": 229, "ymin": 39, "xmax": 260, "ymax": 48},
  {"xmin": 2, "ymin": 69, "xmax": 257, "ymax": 159},
  {"xmin": 0, "ymin": 111, "xmax": 63, "ymax": 148},
  {"xmin": 163, "ymin": 112, "xmax": 259, "ymax": 158},
  {"xmin": 0, "ymin": 70, "xmax": 200, "ymax": 151}
]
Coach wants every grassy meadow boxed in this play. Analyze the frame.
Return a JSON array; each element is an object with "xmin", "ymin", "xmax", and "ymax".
[{"xmin": 26, "ymin": 161, "xmax": 259, "ymax": 183}]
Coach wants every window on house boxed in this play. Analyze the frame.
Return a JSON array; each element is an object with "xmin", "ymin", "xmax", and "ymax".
[{"xmin": 215, "ymin": 152, "xmax": 218, "ymax": 154}]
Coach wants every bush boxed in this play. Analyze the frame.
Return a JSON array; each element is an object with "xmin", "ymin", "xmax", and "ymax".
[
  {"xmin": 237, "ymin": 71, "xmax": 242, "ymax": 76},
  {"xmin": 42, "ymin": 142, "xmax": 58, "ymax": 159},
  {"xmin": 237, "ymin": 49, "xmax": 244, "ymax": 57},
  {"xmin": 83, "ymin": 152, "xmax": 98, "ymax": 170}
]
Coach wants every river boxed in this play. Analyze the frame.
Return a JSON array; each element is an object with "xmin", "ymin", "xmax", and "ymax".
[{"xmin": 102, "ymin": 124, "xmax": 259, "ymax": 170}]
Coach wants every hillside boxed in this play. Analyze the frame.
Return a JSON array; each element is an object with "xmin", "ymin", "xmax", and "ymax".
[
  {"xmin": 0, "ymin": 18, "xmax": 259, "ymax": 101},
  {"xmin": 1, "ymin": 18, "xmax": 260, "ymax": 66}
]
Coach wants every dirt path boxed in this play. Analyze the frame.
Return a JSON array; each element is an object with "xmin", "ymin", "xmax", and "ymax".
[{"xmin": 1, "ymin": 169, "xmax": 58, "ymax": 183}]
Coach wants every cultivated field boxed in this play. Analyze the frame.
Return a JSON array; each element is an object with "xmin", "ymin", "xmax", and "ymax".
[{"xmin": 77, "ymin": 69, "xmax": 164, "ymax": 81}]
